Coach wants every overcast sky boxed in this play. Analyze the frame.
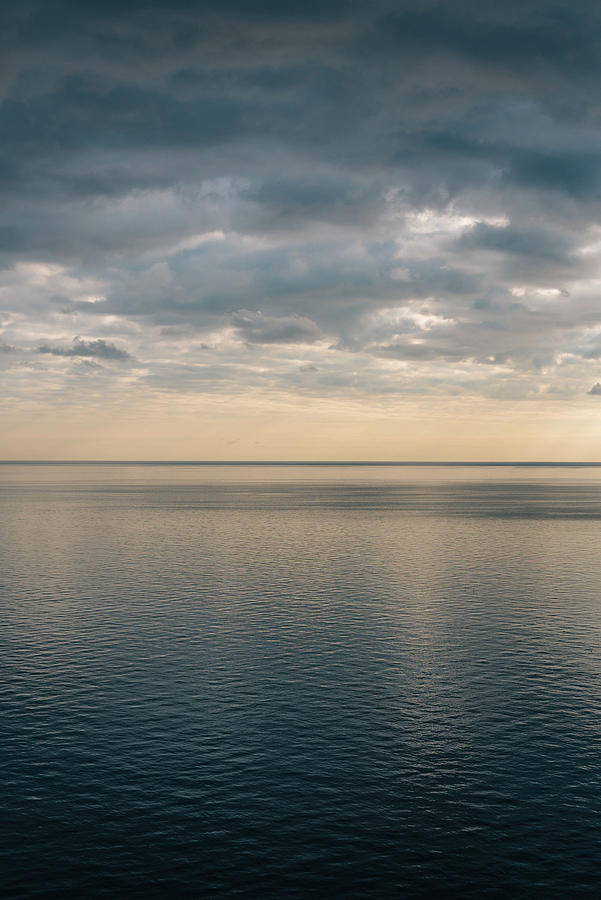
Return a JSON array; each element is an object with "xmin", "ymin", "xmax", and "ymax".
[{"xmin": 2, "ymin": 0, "xmax": 601, "ymax": 459}]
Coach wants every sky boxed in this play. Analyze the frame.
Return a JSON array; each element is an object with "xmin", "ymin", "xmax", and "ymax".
[{"xmin": 2, "ymin": 0, "xmax": 601, "ymax": 459}]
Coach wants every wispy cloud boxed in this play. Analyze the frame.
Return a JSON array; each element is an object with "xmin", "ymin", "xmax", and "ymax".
[{"xmin": 37, "ymin": 337, "xmax": 131, "ymax": 361}]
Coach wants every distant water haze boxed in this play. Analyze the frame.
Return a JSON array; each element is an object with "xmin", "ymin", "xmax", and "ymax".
[
  {"xmin": 3, "ymin": 464, "xmax": 601, "ymax": 896},
  {"xmin": 3, "ymin": 392, "xmax": 601, "ymax": 462}
]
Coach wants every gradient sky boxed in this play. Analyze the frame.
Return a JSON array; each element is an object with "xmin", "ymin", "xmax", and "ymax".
[{"xmin": 2, "ymin": 0, "xmax": 601, "ymax": 459}]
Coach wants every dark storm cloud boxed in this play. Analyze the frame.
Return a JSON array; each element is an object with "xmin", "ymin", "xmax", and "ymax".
[
  {"xmin": 504, "ymin": 149, "xmax": 601, "ymax": 197},
  {"xmin": 365, "ymin": 4, "xmax": 601, "ymax": 78},
  {"xmin": 0, "ymin": 225, "xmax": 25, "ymax": 251},
  {"xmin": 401, "ymin": 133, "xmax": 601, "ymax": 201},
  {"xmin": 3, "ymin": 0, "xmax": 601, "ymax": 401},
  {"xmin": 237, "ymin": 175, "xmax": 382, "ymax": 231},
  {"xmin": 37, "ymin": 337, "xmax": 131, "ymax": 360},
  {"xmin": 2, "ymin": 1, "xmax": 599, "ymax": 197},
  {"xmin": 459, "ymin": 223, "xmax": 574, "ymax": 261}
]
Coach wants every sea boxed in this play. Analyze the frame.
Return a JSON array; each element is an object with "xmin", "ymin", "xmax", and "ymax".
[{"xmin": 2, "ymin": 462, "xmax": 601, "ymax": 898}]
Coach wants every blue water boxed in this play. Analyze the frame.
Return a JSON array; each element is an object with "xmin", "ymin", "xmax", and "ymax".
[{"xmin": 2, "ymin": 464, "xmax": 601, "ymax": 897}]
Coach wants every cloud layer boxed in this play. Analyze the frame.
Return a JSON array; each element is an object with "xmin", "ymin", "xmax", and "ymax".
[{"xmin": 2, "ymin": 0, "xmax": 601, "ymax": 438}]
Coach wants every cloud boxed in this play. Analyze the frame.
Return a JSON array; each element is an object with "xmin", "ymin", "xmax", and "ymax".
[
  {"xmin": 37, "ymin": 336, "xmax": 131, "ymax": 360},
  {"xmin": 588, "ymin": 382, "xmax": 601, "ymax": 395},
  {"xmin": 2, "ymin": 0, "xmax": 601, "ymax": 411},
  {"xmin": 237, "ymin": 174, "xmax": 381, "ymax": 231},
  {"xmin": 459, "ymin": 223, "xmax": 574, "ymax": 262},
  {"xmin": 231, "ymin": 310, "xmax": 324, "ymax": 344},
  {"xmin": 364, "ymin": 4, "xmax": 600, "ymax": 76}
]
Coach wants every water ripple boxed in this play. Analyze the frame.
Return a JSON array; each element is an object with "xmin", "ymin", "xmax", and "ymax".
[{"xmin": 2, "ymin": 466, "xmax": 601, "ymax": 897}]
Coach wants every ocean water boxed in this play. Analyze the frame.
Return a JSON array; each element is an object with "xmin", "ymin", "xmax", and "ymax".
[{"xmin": 2, "ymin": 464, "xmax": 601, "ymax": 898}]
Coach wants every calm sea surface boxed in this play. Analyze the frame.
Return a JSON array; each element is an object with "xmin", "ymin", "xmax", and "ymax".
[{"xmin": 3, "ymin": 464, "xmax": 601, "ymax": 898}]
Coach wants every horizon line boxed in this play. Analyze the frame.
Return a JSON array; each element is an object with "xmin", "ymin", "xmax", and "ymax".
[{"xmin": 2, "ymin": 460, "xmax": 601, "ymax": 467}]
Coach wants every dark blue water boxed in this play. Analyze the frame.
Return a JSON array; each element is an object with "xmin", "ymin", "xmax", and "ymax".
[{"xmin": 3, "ymin": 464, "xmax": 601, "ymax": 898}]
